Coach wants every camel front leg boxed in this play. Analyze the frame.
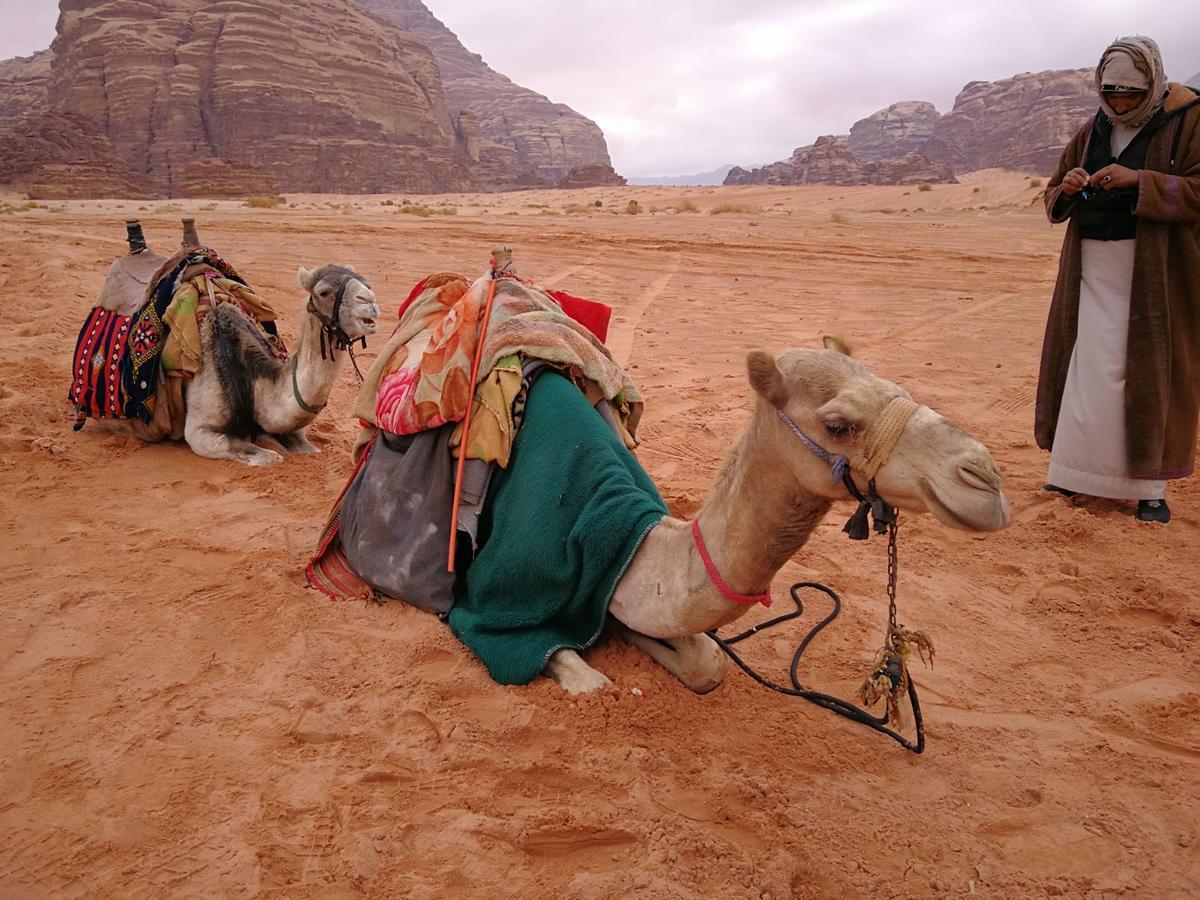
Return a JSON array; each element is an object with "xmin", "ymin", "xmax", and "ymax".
[
  {"xmin": 262, "ymin": 429, "xmax": 320, "ymax": 455},
  {"xmin": 617, "ymin": 626, "xmax": 727, "ymax": 694},
  {"xmin": 185, "ymin": 418, "xmax": 283, "ymax": 466},
  {"xmin": 544, "ymin": 648, "xmax": 611, "ymax": 694}
]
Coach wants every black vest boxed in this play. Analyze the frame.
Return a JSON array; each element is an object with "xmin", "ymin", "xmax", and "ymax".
[{"xmin": 1075, "ymin": 108, "xmax": 1165, "ymax": 241}]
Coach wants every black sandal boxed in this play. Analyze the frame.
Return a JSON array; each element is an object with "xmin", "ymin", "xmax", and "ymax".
[{"xmin": 1043, "ymin": 483, "xmax": 1078, "ymax": 498}]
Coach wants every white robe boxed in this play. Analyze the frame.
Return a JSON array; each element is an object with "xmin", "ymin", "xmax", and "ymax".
[{"xmin": 1046, "ymin": 123, "xmax": 1167, "ymax": 501}]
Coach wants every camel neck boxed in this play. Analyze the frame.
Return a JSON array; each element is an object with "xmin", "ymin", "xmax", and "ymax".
[
  {"xmin": 288, "ymin": 303, "xmax": 342, "ymax": 417},
  {"xmin": 695, "ymin": 412, "xmax": 832, "ymax": 597}
]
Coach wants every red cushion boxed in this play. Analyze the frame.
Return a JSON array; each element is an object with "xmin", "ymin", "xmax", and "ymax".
[{"xmin": 545, "ymin": 289, "xmax": 613, "ymax": 344}]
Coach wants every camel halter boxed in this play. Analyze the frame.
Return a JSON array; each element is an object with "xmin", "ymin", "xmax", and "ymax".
[
  {"xmin": 706, "ymin": 394, "xmax": 933, "ymax": 754},
  {"xmin": 776, "ymin": 396, "xmax": 920, "ymax": 539},
  {"xmin": 307, "ymin": 280, "xmax": 368, "ymax": 380}
]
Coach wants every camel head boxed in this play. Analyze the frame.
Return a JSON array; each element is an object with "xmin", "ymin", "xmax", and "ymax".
[
  {"xmin": 746, "ymin": 339, "xmax": 1010, "ymax": 532},
  {"xmin": 297, "ymin": 265, "xmax": 379, "ymax": 342}
]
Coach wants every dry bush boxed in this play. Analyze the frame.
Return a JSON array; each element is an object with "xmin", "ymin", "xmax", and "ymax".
[
  {"xmin": 830, "ymin": 211, "xmax": 849, "ymax": 225},
  {"xmin": 244, "ymin": 195, "xmax": 284, "ymax": 208},
  {"xmin": 973, "ymin": 187, "xmax": 982, "ymax": 193},
  {"xmin": 539, "ymin": 208, "xmax": 561, "ymax": 216},
  {"xmin": 592, "ymin": 199, "xmax": 603, "ymax": 207},
  {"xmin": 625, "ymin": 200, "xmax": 641, "ymax": 215},
  {"xmin": 396, "ymin": 205, "xmax": 434, "ymax": 217},
  {"xmin": 561, "ymin": 203, "xmax": 592, "ymax": 214},
  {"xmin": 917, "ymin": 183, "xmax": 933, "ymax": 192},
  {"xmin": 1028, "ymin": 177, "xmax": 1043, "ymax": 188},
  {"xmin": 710, "ymin": 203, "xmax": 761, "ymax": 215},
  {"xmin": 673, "ymin": 200, "xmax": 700, "ymax": 213}
]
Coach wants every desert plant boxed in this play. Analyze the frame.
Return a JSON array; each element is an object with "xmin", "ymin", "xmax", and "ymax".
[
  {"xmin": 244, "ymin": 195, "xmax": 284, "ymax": 208},
  {"xmin": 592, "ymin": 199, "xmax": 603, "ymax": 207},
  {"xmin": 673, "ymin": 200, "xmax": 700, "ymax": 213},
  {"xmin": 1028, "ymin": 177, "xmax": 1042, "ymax": 188},
  {"xmin": 917, "ymin": 183, "xmax": 933, "ymax": 192},
  {"xmin": 710, "ymin": 203, "xmax": 761, "ymax": 215},
  {"xmin": 625, "ymin": 200, "xmax": 641, "ymax": 215},
  {"xmin": 396, "ymin": 205, "xmax": 434, "ymax": 217},
  {"xmin": 973, "ymin": 187, "xmax": 982, "ymax": 193},
  {"xmin": 830, "ymin": 211, "xmax": 849, "ymax": 225}
]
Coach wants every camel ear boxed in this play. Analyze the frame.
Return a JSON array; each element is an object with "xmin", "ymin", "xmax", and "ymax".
[
  {"xmin": 747, "ymin": 350, "xmax": 789, "ymax": 408},
  {"xmin": 822, "ymin": 335, "xmax": 854, "ymax": 357},
  {"xmin": 297, "ymin": 267, "xmax": 316, "ymax": 291}
]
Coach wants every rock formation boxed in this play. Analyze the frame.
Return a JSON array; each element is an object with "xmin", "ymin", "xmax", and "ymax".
[
  {"xmin": 555, "ymin": 164, "xmax": 625, "ymax": 189},
  {"xmin": 0, "ymin": 0, "xmax": 618, "ymax": 197},
  {"xmin": 923, "ymin": 69, "xmax": 1095, "ymax": 175},
  {"xmin": 0, "ymin": 50, "xmax": 51, "ymax": 128},
  {"xmin": 352, "ymin": 0, "xmax": 613, "ymax": 187},
  {"xmin": 724, "ymin": 135, "xmax": 955, "ymax": 187},
  {"xmin": 848, "ymin": 101, "xmax": 941, "ymax": 160}
]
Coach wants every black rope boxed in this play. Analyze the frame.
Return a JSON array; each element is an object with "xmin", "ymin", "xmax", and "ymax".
[{"xmin": 706, "ymin": 580, "xmax": 925, "ymax": 753}]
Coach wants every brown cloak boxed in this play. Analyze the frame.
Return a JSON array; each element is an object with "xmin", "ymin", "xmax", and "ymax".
[{"xmin": 1035, "ymin": 83, "xmax": 1200, "ymax": 480}]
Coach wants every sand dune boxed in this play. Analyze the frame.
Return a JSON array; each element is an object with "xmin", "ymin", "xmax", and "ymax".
[{"xmin": 0, "ymin": 177, "xmax": 1196, "ymax": 897}]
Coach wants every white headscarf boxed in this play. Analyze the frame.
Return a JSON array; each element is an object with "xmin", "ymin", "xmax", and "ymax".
[{"xmin": 1096, "ymin": 36, "xmax": 1167, "ymax": 127}]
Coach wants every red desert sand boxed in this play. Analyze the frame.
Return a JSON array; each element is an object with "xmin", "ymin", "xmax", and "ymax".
[{"xmin": 0, "ymin": 178, "xmax": 1196, "ymax": 898}]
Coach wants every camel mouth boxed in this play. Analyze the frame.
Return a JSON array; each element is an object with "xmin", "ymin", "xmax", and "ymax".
[{"xmin": 918, "ymin": 476, "xmax": 1010, "ymax": 532}]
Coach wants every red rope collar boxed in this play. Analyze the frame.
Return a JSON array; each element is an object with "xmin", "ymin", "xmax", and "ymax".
[{"xmin": 691, "ymin": 519, "xmax": 772, "ymax": 607}]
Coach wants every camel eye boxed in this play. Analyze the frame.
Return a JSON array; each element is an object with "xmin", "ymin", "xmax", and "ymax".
[{"xmin": 823, "ymin": 419, "xmax": 857, "ymax": 440}]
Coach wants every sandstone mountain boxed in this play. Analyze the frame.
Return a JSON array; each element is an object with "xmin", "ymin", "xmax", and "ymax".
[
  {"xmin": 726, "ymin": 68, "xmax": 1106, "ymax": 186},
  {"xmin": 725, "ymin": 135, "xmax": 955, "ymax": 187},
  {"xmin": 923, "ymin": 68, "xmax": 1095, "ymax": 174},
  {"xmin": 0, "ymin": 50, "xmax": 51, "ymax": 127},
  {"xmin": 353, "ymin": 0, "xmax": 610, "ymax": 187},
  {"xmin": 0, "ymin": 0, "xmax": 617, "ymax": 197},
  {"xmin": 848, "ymin": 101, "xmax": 941, "ymax": 160}
]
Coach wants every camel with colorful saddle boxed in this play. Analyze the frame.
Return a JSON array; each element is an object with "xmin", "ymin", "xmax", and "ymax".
[
  {"xmin": 68, "ymin": 218, "xmax": 378, "ymax": 465},
  {"xmin": 309, "ymin": 248, "xmax": 1010, "ymax": 697}
]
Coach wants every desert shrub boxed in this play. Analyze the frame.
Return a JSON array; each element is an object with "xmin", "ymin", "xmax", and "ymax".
[
  {"xmin": 155, "ymin": 203, "xmax": 183, "ymax": 213},
  {"xmin": 973, "ymin": 187, "xmax": 982, "ymax": 193},
  {"xmin": 830, "ymin": 211, "xmax": 849, "ymax": 225},
  {"xmin": 199, "ymin": 203, "xmax": 218, "ymax": 211},
  {"xmin": 438, "ymin": 206, "xmax": 458, "ymax": 215},
  {"xmin": 1028, "ymin": 177, "xmax": 1042, "ymax": 188},
  {"xmin": 877, "ymin": 207, "xmax": 897, "ymax": 214},
  {"xmin": 917, "ymin": 183, "xmax": 933, "ymax": 192},
  {"xmin": 592, "ymin": 199, "xmax": 603, "ymax": 207},
  {"xmin": 22, "ymin": 200, "xmax": 42, "ymax": 209},
  {"xmin": 710, "ymin": 203, "xmax": 761, "ymax": 215},
  {"xmin": 397, "ymin": 205, "xmax": 434, "ymax": 217},
  {"xmin": 525, "ymin": 203, "xmax": 549, "ymax": 209},
  {"xmin": 245, "ymin": 195, "xmax": 284, "ymax": 208},
  {"xmin": 539, "ymin": 208, "xmax": 561, "ymax": 216},
  {"xmin": 383, "ymin": 199, "xmax": 395, "ymax": 206},
  {"xmin": 625, "ymin": 200, "xmax": 641, "ymax": 215},
  {"xmin": 673, "ymin": 200, "xmax": 700, "ymax": 213},
  {"xmin": 561, "ymin": 203, "xmax": 592, "ymax": 214}
]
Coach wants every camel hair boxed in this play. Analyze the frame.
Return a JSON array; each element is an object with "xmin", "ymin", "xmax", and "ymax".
[
  {"xmin": 545, "ymin": 338, "xmax": 1011, "ymax": 694},
  {"xmin": 95, "ymin": 219, "xmax": 379, "ymax": 466}
]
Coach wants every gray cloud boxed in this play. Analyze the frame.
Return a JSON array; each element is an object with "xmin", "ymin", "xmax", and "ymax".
[{"xmin": 3, "ymin": 1, "xmax": 1197, "ymax": 177}]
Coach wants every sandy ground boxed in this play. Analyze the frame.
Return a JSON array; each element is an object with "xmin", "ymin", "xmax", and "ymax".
[{"xmin": 0, "ymin": 177, "xmax": 1197, "ymax": 898}]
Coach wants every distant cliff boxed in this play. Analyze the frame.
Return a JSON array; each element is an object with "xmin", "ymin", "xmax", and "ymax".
[
  {"xmin": 354, "ymin": 0, "xmax": 612, "ymax": 189},
  {"xmin": 726, "ymin": 67, "xmax": 1104, "ymax": 185}
]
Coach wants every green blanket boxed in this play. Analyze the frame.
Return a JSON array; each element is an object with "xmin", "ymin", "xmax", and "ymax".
[{"xmin": 450, "ymin": 372, "xmax": 667, "ymax": 685}]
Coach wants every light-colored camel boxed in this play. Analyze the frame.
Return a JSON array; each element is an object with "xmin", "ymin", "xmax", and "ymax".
[
  {"xmin": 93, "ymin": 220, "xmax": 379, "ymax": 466},
  {"xmin": 544, "ymin": 339, "xmax": 1011, "ymax": 694}
]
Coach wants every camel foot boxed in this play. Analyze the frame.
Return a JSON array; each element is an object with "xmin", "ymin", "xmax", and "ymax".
[
  {"xmin": 619, "ymin": 628, "xmax": 727, "ymax": 693},
  {"xmin": 263, "ymin": 430, "xmax": 320, "ymax": 455},
  {"xmin": 544, "ymin": 648, "xmax": 611, "ymax": 694},
  {"xmin": 238, "ymin": 446, "xmax": 284, "ymax": 466}
]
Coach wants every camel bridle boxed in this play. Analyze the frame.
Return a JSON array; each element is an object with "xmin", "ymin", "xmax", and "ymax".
[{"xmin": 705, "ymin": 394, "xmax": 934, "ymax": 754}]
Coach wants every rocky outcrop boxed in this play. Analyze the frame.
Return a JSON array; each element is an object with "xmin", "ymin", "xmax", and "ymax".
[
  {"xmin": 0, "ymin": 0, "xmax": 616, "ymax": 196},
  {"xmin": 353, "ymin": 0, "xmax": 613, "ymax": 187},
  {"xmin": 849, "ymin": 101, "xmax": 941, "ymax": 160},
  {"xmin": 0, "ymin": 50, "xmax": 51, "ymax": 128},
  {"xmin": 924, "ymin": 69, "xmax": 1095, "ymax": 175},
  {"xmin": 724, "ymin": 135, "xmax": 955, "ymax": 187},
  {"xmin": 555, "ymin": 164, "xmax": 625, "ymax": 189}
]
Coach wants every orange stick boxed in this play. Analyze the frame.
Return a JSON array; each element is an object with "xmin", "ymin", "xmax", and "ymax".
[{"xmin": 448, "ymin": 275, "xmax": 499, "ymax": 571}]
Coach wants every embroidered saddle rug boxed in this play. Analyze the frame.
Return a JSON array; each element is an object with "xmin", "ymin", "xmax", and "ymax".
[{"xmin": 68, "ymin": 248, "xmax": 285, "ymax": 427}]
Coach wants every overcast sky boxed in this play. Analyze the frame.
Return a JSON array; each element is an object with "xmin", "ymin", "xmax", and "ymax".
[{"xmin": 3, "ymin": 0, "xmax": 1197, "ymax": 176}]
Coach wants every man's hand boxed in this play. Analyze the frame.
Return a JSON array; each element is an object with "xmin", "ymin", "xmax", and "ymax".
[
  {"xmin": 1061, "ymin": 167, "xmax": 1090, "ymax": 196},
  {"xmin": 1089, "ymin": 164, "xmax": 1139, "ymax": 191}
]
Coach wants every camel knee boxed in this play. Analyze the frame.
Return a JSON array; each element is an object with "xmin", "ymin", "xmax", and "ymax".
[{"xmin": 667, "ymin": 634, "xmax": 727, "ymax": 694}]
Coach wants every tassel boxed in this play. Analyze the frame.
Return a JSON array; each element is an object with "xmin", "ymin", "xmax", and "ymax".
[
  {"xmin": 871, "ymin": 498, "xmax": 895, "ymax": 533},
  {"xmin": 843, "ymin": 499, "xmax": 872, "ymax": 540}
]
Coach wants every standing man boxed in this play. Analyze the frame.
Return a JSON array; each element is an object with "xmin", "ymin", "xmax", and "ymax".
[{"xmin": 1036, "ymin": 36, "xmax": 1200, "ymax": 524}]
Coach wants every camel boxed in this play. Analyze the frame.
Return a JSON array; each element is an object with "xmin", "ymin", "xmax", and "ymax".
[
  {"xmin": 543, "ymin": 339, "xmax": 1011, "ymax": 694},
  {"xmin": 81, "ymin": 219, "xmax": 379, "ymax": 465}
]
